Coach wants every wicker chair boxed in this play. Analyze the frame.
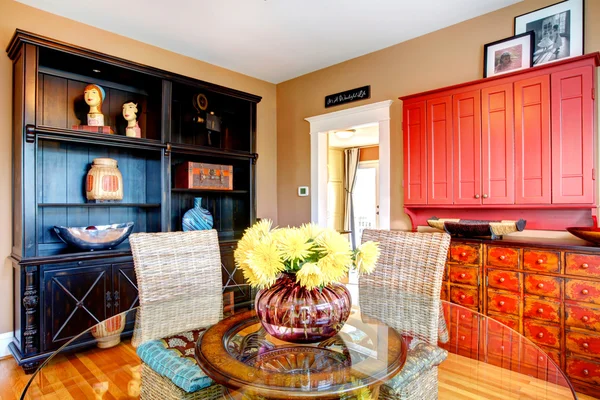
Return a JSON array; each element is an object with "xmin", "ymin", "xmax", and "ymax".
[
  {"xmin": 129, "ymin": 230, "xmax": 224, "ymax": 400},
  {"xmin": 359, "ymin": 229, "xmax": 451, "ymax": 400}
]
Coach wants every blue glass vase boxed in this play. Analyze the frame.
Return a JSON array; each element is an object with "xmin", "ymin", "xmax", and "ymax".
[{"xmin": 182, "ymin": 197, "xmax": 213, "ymax": 231}]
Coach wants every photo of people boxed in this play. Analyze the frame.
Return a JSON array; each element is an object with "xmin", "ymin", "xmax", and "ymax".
[
  {"xmin": 526, "ymin": 10, "xmax": 570, "ymax": 65},
  {"xmin": 494, "ymin": 45, "xmax": 523, "ymax": 74}
]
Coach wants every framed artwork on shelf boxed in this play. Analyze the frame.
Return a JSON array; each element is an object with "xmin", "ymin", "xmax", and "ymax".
[
  {"xmin": 483, "ymin": 32, "xmax": 534, "ymax": 78},
  {"xmin": 514, "ymin": 0, "xmax": 584, "ymax": 66}
]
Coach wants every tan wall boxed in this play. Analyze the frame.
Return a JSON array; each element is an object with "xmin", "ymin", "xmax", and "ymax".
[
  {"xmin": 0, "ymin": 0, "xmax": 277, "ymax": 334},
  {"xmin": 359, "ymin": 146, "xmax": 379, "ymax": 162},
  {"xmin": 277, "ymin": 0, "xmax": 600, "ymax": 228}
]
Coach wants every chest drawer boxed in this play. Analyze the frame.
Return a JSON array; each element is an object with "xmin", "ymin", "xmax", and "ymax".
[
  {"xmin": 440, "ymin": 284, "xmax": 448, "ymax": 301},
  {"xmin": 451, "ymin": 324, "xmax": 480, "ymax": 350},
  {"xmin": 523, "ymin": 296, "xmax": 561, "ymax": 323},
  {"xmin": 487, "ymin": 290, "xmax": 520, "ymax": 316},
  {"xmin": 524, "ymin": 319, "xmax": 561, "ymax": 349},
  {"xmin": 450, "ymin": 286, "xmax": 478, "ymax": 309},
  {"xmin": 566, "ymin": 253, "xmax": 600, "ymax": 278},
  {"xmin": 524, "ymin": 274, "xmax": 561, "ymax": 298},
  {"xmin": 523, "ymin": 250, "xmax": 560, "ymax": 273},
  {"xmin": 566, "ymin": 330, "xmax": 600, "ymax": 357},
  {"xmin": 487, "ymin": 269, "xmax": 521, "ymax": 293},
  {"xmin": 486, "ymin": 246, "xmax": 519, "ymax": 268},
  {"xmin": 449, "ymin": 243, "xmax": 481, "ymax": 265},
  {"xmin": 565, "ymin": 279, "xmax": 600, "ymax": 305},
  {"xmin": 487, "ymin": 333, "xmax": 520, "ymax": 358},
  {"xmin": 449, "ymin": 265, "xmax": 478, "ymax": 286},
  {"xmin": 487, "ymin": 313, "xmax": 520, "ymax": 333},
  {"xmin": 522, "ymin": 342, "xmax": 561, "ymax": 366},
  {"xmin": 565, "ymin": 302, "xmax": 600, "ymax": 331},
  {"xmin": 566, "ymin": 355, "xmax": 600, "ymax": 385}
]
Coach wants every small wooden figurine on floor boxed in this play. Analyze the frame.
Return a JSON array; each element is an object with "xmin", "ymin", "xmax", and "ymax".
[
  {"xmin": 122, "ymin": 101, "xmax": 142, "ymax": 138},
  {"xmin": 84, "ymin": 84, "xmax": 105, "ymax": 126}
]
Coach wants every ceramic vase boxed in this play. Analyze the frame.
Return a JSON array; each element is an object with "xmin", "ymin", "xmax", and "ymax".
[
  {"xmin": 86, "ymin": 158, "xmax": 123, "ymax": 201},
  {"xmin": 182, "ymin": 197, "xmax": 213, "ymax": 231},
  {"xmin": 91, "ymin": 313, "xmax": 126, "ymax": 348},
  {"xmin": 255, "ymin": 272, "xmax": 352, "ymax": 344}
]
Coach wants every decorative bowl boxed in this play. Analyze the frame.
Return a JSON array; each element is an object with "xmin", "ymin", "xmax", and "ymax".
[
  {"xmin": 566, "ymin": 227, "xmax": 600, "ymax": 245},
  {"xmin": 53, "ymin": 222, "xmax": 134, "ymax": 251}
]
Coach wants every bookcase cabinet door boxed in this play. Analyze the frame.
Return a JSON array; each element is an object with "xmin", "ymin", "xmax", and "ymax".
[
  {"xmin": 403, "ymin": 101, "xmax": 427, "ymax": 204},
  {"xmin": 426, "ymin": 96, "xmax": 453, "ymax": 205}
]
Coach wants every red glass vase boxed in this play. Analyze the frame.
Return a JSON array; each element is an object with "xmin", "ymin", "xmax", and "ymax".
[{"xmin": 255, "ymin": 272, "xmax": 352, "ymax": 344}]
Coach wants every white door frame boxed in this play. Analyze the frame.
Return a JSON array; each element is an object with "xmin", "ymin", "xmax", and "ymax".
[{"xmin": 305, "ymin": 100, "xmax": 393, "ymax": 229}]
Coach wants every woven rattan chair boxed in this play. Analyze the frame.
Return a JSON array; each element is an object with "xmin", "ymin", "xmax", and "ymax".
[
  {"xmin": 359, "ymin": 229, "xmax": 451, "ymax": 400},
  {"xmin": 130, "ymin": 230, "xmax": 224, "ymax": 400}
]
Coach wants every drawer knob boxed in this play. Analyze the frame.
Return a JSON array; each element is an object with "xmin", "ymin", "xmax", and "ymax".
[
  {"xmin": 460, "ymin": 335, "xmax": 466, "ymax": 341},
  {"xmin": 537, "ymin": 283, "xmax": 544, "ymax": 289},
  {"xmin": 499, "ymin": 255, "xmax": 506, "ymax": 261},
  {"xmin": 499, "ymin": 277, "xmax": 505, "ymax": 283},
  {"xmin": 461, "ymin": 252, "xmax": 467, "ymax": 257},
  {"xmin": 483, "ymin": 194, "xmax": 488, "ymax": 199},
  {"xmin": 582, "ymin": 289, "xmax": 589, "ymax": 295},
  {"xmin": 460, "ymin": 294, "xmax": 466, "ymax": 300},
  {"xmin": 460, "ymin": 314, "xmax": 466, "ymax": 319},
  {"xmin": 474, "ymin": 194, "xmax": 480, "ymax": 199},
  {"xmin": 583, "ymin": 369, "xmax": 589, "ymax": 376},
  {"xmin": 539, "ymin": 356, "xmax": 545, "ymax": 362},
  {"xmin": 581, "ymin": 263, "xmax": 589, "ymax": 269},
  {"xmin": 499, "ymin": 301, "xmax": 505, "ymax": 306},
  {"xmin": 582, "ymin": 316, "xmax": 590, "ymax": 322},
  {"xmin": 537, "ymin": 259, "xmax": 544, "ymax": 264},
  {"xmin": 460, "ymin": 273, "xmax": 466, "ymax": 279},
  {"xmin": 537, "ymin": 332, "xmax": 544, "ymax": 338},
  {"xmin": 583, "ymin": 342, "xmax": 589, "ymax": 349},
  {"xmin": 537, "ymin": 308, "xmax": 544, "ymax": 314}
]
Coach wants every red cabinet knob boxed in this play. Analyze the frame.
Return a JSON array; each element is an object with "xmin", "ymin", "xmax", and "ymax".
[
  {"xmin": 499, "ymin": 301, "xmax": 505, "ymax": 306},
  {"xmin": 460, "ymin": 314, "xmax": 466, "ymax": 319},
  {"xmin": 537, "ymin": 283, "xmax": 544, "ymax": 289},
  {"xmin": 483, "ymin": 194, "xmax": 488, "ymax": 199},
  {"xmin": 582, "ymin": 289, "xmax": 589, "ymax": 295},
  {"xmin": 460, "ymin": 294, "xmax": 466, "ymax": 300},
  {"xmin": 581, "ymin": 263, "xmax": 589, "ymax": 269},
  {"xmin": 500, "ymin": 345, "xmax": 504, "ymax": 350},
  {"xmin": 582, "ymin": 316, "xmax": 590, "ymax": 322},
  {"xmin": 537, "ymin": 259, "xmax": 544, "ymax": 264},
  {"xmin": 460, "ymin": 335, "xmax": 466, "ymax": 341},
  {"xmin": 460, "ymin": 273, "xmax": 466, "ymax": 279},
  {"xmin": 499, "ymin": 277, "xmax": 505, "ymax": 283},
  {"xmin": 583, "ymin": 369, "xmax": 589, "ymax": 376},
  {"xmin": 537, "ymin": 332, "xmax": 544, "ymax": 338},
  {"xmin": 474, "ymin": 194, "xmax": 480, "ymax": 199},
  {"xmin": 539, "ymin": 356, "xmax": 545, "ymax": 362},
  {"xmin": 499, "ymin": 255, "xmax": 506, "ymax": 261},
  {"xmin": 583, "ymin": 343, "xmax": 589, "ymax": 349},
  {"xmin": 461, "ymin": 252, "xmax": 467, "ymax": 257},
  {"xmin": 537, "ymin": 308, "xmax": 544, "ymax": 314}
]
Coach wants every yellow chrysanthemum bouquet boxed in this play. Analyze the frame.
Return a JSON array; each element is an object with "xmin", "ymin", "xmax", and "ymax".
[{"xmin": 234, "ymin": 219, "xmax": 380, "ymax": 290}]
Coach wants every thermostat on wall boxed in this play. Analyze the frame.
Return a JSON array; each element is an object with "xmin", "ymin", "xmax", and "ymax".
[{"xmin": 298, "ymin": 186, "xmax": 309, "ymax": 197}]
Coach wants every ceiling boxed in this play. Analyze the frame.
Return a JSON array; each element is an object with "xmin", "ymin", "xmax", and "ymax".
[
  {"xmin": 17, "ymin": 0, "xmax": 521, "ymax": 83},
  {"xmin": 328, "ymin": 124, "xmax": 379, "ymax": 148}
]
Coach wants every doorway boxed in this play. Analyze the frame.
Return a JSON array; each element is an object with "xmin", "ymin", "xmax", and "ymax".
[{"xmin": 353, "ymin": 160, "xmax": 379, "ymax": 248}]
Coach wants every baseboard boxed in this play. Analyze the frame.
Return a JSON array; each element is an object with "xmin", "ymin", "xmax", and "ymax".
[{"xmin": 0, "ymin": 332, "xmax": 13, "ymax": 358}]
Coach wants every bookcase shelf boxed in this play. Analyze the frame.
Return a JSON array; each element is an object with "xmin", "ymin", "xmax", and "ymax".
[{"xmin": 38, "ymin": 203, "xmax": 161, "ymax": 208}]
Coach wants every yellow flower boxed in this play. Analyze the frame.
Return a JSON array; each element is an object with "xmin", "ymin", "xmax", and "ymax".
[
  {"xmin": 298, "ymin": 223, "xmax": 324, "ymax": 241},
  {"xmin": 246, "ymin": 219, "xmax": 273, "ymax": 238},
  {"xmin": 246, "ymin": 238, "xmax": 285, "ymax": 285},
  {"xmin": 356, "ymin": 241, "xmax": 380, "ymax": 274},
  {"xmin": 275, "ymin": 228, "xmax": 313, "ymax": 262},
  {"xmin": 296, "ymin": 262, "xmax": 325, "ymax": 290},
  {"xmin": 239, "ymin": 263, "xmax": 272, "ymax": 289},
  {"xmin": 318, "ymin": 254, "xmax": 348, "ymax": 285},
  {"xmin": 315, "ymin": 229, "xmax": 352, "ymax": 256}
]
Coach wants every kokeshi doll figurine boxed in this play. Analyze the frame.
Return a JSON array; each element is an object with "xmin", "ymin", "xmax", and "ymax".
[
  {"xmin": 122, "ymin": 102, "xmax": 142, "ymax": 138},
  {"xmin": 84, "ymin": 84, "xmax": 105, "ymax": 126}
]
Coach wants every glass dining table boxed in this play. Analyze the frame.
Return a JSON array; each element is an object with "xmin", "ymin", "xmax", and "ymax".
[{"xmin": 19, "ymin": 289, "xmax": 577, "ymax": 400}]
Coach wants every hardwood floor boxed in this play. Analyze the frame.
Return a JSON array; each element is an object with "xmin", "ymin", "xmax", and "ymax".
[{"xmin": 0, "ymin": 342, "xmax": 596, "ymax": 399}]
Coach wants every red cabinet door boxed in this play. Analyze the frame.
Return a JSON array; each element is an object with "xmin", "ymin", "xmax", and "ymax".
[
  {"xmin": 453, "ymin": 90, "xmax": 481, "ymax": 205},
  {"xmin": 427, "ymin": 96, "xmax": 453, "ymax": 204},
  {"xmin": 514, "ymin": 75, "xmax": 551, "ymax": 204},
  {"xmin": 481, "ymin": 84, "xmax": 515, "ymax": 204},
  {"xmin": 403, "ymin": 101, "xmax": 427, "ymax": 204},
  {"xmin": 551, "ymin": 66, "xmax": 594, "ymax": 204}
]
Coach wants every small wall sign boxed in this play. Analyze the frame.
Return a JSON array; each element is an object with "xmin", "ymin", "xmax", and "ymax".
[{"xmin": 325, "ymin": 86, "xmax": 370, "ymax": 108}]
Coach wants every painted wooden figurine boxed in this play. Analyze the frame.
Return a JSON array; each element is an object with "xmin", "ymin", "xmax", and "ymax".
[
  {"xmin": 122, "ymin": 102, "xmax": 142, "ymax": 138},
  {"xmin": 84, "ymin": 84, "xmax": 105, "ymax": 126}
]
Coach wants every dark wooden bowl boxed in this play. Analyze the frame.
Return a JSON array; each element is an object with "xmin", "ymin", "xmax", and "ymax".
[{"xmin": 566, "ymin": 227, "xmax": 600, "ymax": 245}]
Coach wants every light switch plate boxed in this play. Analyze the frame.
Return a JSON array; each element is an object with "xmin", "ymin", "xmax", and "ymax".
[{"xmin": 298, "ymin": 186, "xmax": 309, "ymax": 197}]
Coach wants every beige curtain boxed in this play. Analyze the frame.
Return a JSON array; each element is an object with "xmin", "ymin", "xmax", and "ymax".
[{"xmin": 344, "ymin": 148, "xmax": 360, "ymax": 247}]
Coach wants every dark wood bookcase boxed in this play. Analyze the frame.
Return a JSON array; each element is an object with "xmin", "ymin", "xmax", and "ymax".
[{"xmin": 6, "ymin": 30, "xmax": 260, "ymax": 372}]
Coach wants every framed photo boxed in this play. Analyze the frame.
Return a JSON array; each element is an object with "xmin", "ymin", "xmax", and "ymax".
[
  {"xmin": 514, "ymin": 0, "xmax": 584, "ymax": 66},
  {"xmin": 483, "ymin": 32, "xmax": 534, "ymax": 78}
]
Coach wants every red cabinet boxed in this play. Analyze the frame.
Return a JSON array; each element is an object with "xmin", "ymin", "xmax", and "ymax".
[
  {"xmin": 481, "ymin": 83, "xmax": 514, "ymax": 204},
  {"xmin": 514, "ymin": 75, "xmax": 551, "ymax": 204},
  {"xmin": 426, "ymin": 96, "xmax": 453, "ymax": 204},
  {"xmin": 403, "ymin": 101, "xmax": 427, "ymax": 204},
  {"xmin": 452, "ymin": 90, "xmax": 481, "ymax": 205},
  {"xmin": 551, "ymin": 66, "xmax": 595, "ymax": 204}
]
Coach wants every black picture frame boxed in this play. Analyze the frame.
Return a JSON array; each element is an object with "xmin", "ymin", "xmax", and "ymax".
[
  {"xmin": 483, "ymin": 32, "xmax": 534, "ymax": 78},
  {"xmin": 514, "ymin": 0, "xmax": 584, "ymax": 66}
]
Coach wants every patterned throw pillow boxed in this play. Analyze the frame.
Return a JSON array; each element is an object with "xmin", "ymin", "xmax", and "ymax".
[{"xmin": 136, "ymin": 329, "xmax": 214, "ymax": 393}]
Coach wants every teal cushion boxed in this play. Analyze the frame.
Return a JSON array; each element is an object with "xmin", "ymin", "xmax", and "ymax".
[
  {"xmin": 136, "ymin": 329, "xmax": 213, "ymax": 393},
  {"xmin": 383, "ymin": 339, "xmax": 448, "ymax": 394}
]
